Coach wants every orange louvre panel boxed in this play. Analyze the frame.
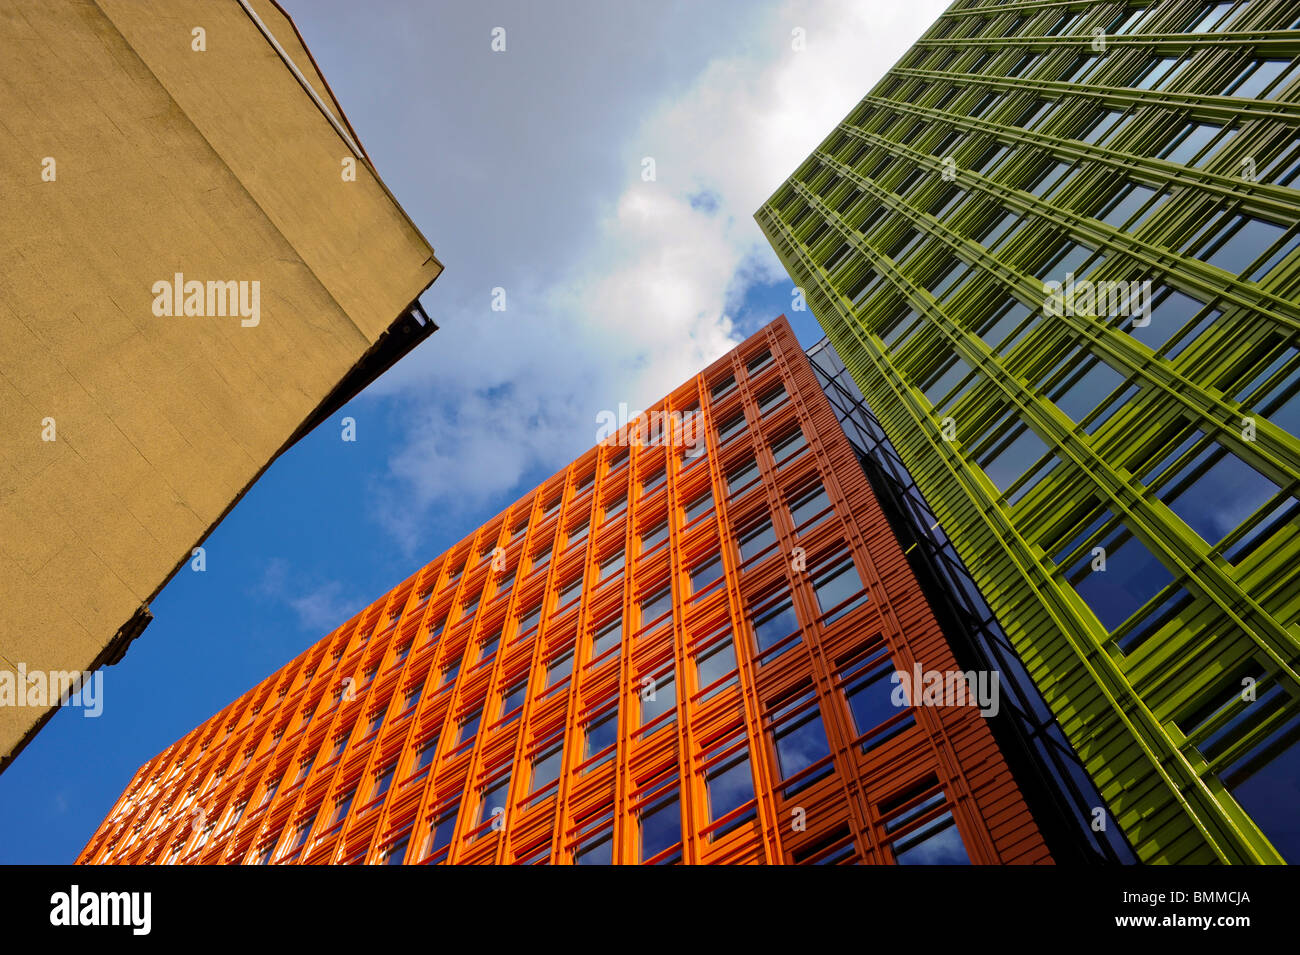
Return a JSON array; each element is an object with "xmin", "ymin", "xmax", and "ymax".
[{"xmin": 78, "ymin": 316, "xmax": 1052, "ymax": 865}]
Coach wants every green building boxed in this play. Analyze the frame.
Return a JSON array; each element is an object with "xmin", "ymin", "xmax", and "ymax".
[{"xmin": 757, "ymin": 0, "xmax": 1300, "ymax": 863}]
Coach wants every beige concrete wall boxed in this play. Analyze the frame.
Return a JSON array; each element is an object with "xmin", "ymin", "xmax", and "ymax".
[{"xmin": 0, "ymin": 0, "xmax": 442, "ymax": 765}]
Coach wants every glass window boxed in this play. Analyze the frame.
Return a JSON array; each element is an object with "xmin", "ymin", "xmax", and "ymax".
[
  {"xmin": 842, "ymin": 648, "xmax": 913, "ymax": 750},
  {"xmin": 921, "ymin": 356, "xmax": 972, "ymax": 408},
  {"xmin": 978, "ymin": 423, "xmax": 1051, "ymax": 493},
  {"xmin": 1109, "ymin": 6, "xmax": 1149, "ymax": 35},
  {"xmin": 547, "ymin": 648, "xmax": 574, "ymax": 687},
  {"xmin": 518, "ymin": 607, "xmax": 542, "ymax": 639},
  {"xmin": 772, "ymin": 427, "xmax": 807, "ymax": 463},
  {"xmin": 600, "ymin": 550, "xmax": 625, "ymax": 580},
  {"xmin": 977, "ymin": 299, "xmax": 1033, "ymax": 351},
  {"xmin": 593, "ymin": 617, "xmax": 622, "ymax": 657},
  {"xmin": 1160, "ymin": 445, "xmax": 1281, "ymax": 546},
  {"xmin": 584, "ymin": 710, "xmax": 619, "ymax": 767},
  {"xmin": 685, "ymin": 490, "xmax": 714, "ymax": 521},
  {"xmin": 575, "ymin": 832, "xmax": 613, "ymax": 865},
  {"xmin": 695, "ymin": 637, "xmax": 737, "ymax": 697},
  {"xmin": 1063, "ymin": 54, "xmax": 1100, "ymax": 83},
  {"xmin": 1077, "ymin": 108, "xmax": 1124, "ymax": 143},
  {"xmin": 501, "ymin": 680, "xmax": 528, "ymax": 718},
  {"xmin": 531, "ymin": 744, "xmax": 563, "ymax": 795},
  {"xmin": 706, "ymin": 754, "xmax": 755, "ymax": 832},
  {"xmin": 558, "ymin": 576, "xmax": 583, "ymax": 607},
  {"xmin": 1132, "ymin": 57, "xmax": 1184, "ymax": 91},
  {"xmin": 329, "ymin": 732, "xmax": 350, "ymax": 762},
  {"xmin": 1226, "ymin": 58, "xmax": 1296, "ymax": 100},
  {"xmin": 288, "ymin": 816, "xmax": 314, "ymax": 853},
  {"xmin": 641, "ymin": 465, "xmax": 667, "ymax": 494},
  {"xmin": 640, "ymin": 670, "xmax": 677, "ymax": 727},
  {"xmin": 752, "ymin": 595, "xmax": 799, "ymax": 652},
  {"xmin": 1220, "ymin": 715, "xmax": 1300, "ymax": 862},
  {"xmin": 640, "ymin": 587, "xmax": 672, "ymax": 627},
  {"xmin": 458, "ymin": 708, "xmax": 482, "ymax": 745},
  {"xmin": 727, "ymin": 458, "xmax": 760, "ymax": 494},
  {"xmin": 1128, "ymin": 287, "xmax": 1214, "ymax": 352},
  {"xmin": 883, "ymin": 308, "xmax": 922, "ymax": 349},
  {"xmin": 415, "ymin": 737, "xmax": 438, "ymax": 771},
  {"xmin": 789, "ymin": 484, "xmax": 832, "ymax": 529},
  {"xmin": 640, "ymin": 792, "xmax": 681, "ymax": 861},
  {"xmin": 1189, "ymin": 214, "xmax": 1290, "ymax": 281},
  {"xmin": 1026, "ymin": 160, "xmax": 1072, "ymax": 198},
  {"xmin": 1184, "ymin": 1, "xmax": 1236, "ymax": 32},
  {"xmin": 758, "ymin": 386, "xmax": 788, "ymax": 414},
  {"xmin": 931, "ymin": 185, "xmax": 967, "ymax": 220},
  {"xmin": 641, "ymin": 520, "xmax": 669, "ymax": 553},
  {"xmin": 927, "ymin": 259, "xmax": 969, "ymax": 300},
  {"xmin": 1159, "ymin": 122, "xmax": 1233, "ymax": 167},
  {"xmin": 967, "ymin": 91, "xmax": 999, "ymax": 119},
  {"xmin": 717, "ymin": 412, "xmax": 747, "ymax": 443},
  {"xmin": 383, "ymin": 833, "xmax": 409, "ymax": 865},
  {"xmin": 738, "ymin": 518, "xmax": 777, "ymax": 562},
  {"xmin": 980, "ymin": 210, "xmax": 1022, "ymax": 250},
  {"xmin": 690, "ymin": 554, "xmax": 724, "ymax": 594},
  {"xmin": 331, "ymin": 786, "xmax": 355, "ymax": 827},
  {"xmin": 373, "ymin": 762, "xmax": 396, "ymax": 801},
  {"xmin": 479, "ymin": 775, "xmax": 510, "ymax": 826},
  {"xmin": 892, "ymin": 811, "xmax": 971, "ymax": 865},
  {"xmin": 1064, "ymin": 521, "xmax": 1173, "ymax": 631},
  {"xmin": 1013, "ymin": 98, "xmax": 1055, "ymax": 128},
  {"xmin": 1097, "ymin": 183, "xmax": 1162, "ymax": 230},
  {"xmin": 770, "ymin": 690, "xmax": 832, "ymax": 791},
  {"xmin": 1045, "ymin": 9, "xmax": 1082, "ymax": 36},
  {"xmin": 427, "ymin": 805, "xmax": 458, "ymax": 858},
  {"xmin": 531, "ymin": 545, "xmax": 551, "ymax": 572},
  {"xmin": 1050, "ymin": 357, "xmax": 1126, "ymax": 429},
  {"xmin": 1260, "ymin": 136, "xmax": 1300, "ymax": 187},
  {"xmin": 813, "ymin": 560, "xmax": 868, "ymax": 623}
]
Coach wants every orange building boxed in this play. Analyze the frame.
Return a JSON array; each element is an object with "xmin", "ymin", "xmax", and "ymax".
[{"xmin": 79, "ymin": 317, "xmax": 1058, "ymax": 864}]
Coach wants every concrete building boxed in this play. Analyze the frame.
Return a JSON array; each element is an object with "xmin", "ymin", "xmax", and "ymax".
[
  {"xmin": 78, "ymin": 319, "xmax": 1076, "ymax": 865},
  {"xmin": 756, "ymin": 0, "xmax": 1300, "ymax": 862},
  {"xmin": 0, "ymin": 0, "xmax": 443, "ymax": 769}
]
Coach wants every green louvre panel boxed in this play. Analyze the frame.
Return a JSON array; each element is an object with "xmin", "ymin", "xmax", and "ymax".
[{"xmin": 758, "ymin": 0, "xmax": 1300, "ymax": 864}]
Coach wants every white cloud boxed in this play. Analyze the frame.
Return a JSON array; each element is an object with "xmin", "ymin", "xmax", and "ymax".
[
  {"xmin": 253, "ymin": 558, "xmax": 361, "ymax": 633},
  {"xmin": 288, "ymin": 582, "xmax": 360, "ymax": 633},
  {"xmin": 363, "ymin": 0, "xmax": 951, "ymax": 552}
]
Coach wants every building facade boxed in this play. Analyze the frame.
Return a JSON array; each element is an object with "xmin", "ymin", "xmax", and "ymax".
[
  {"xmin": 80, "ymin": 318, "xmax": 1062, "ymax": 865},
  {"xmin": 757, "ymin": 0, "xmax": 1300, "ymax": 863},
  {"xmin": 0, "ymin": 0, "xmax": 442, "ymax": 769}
]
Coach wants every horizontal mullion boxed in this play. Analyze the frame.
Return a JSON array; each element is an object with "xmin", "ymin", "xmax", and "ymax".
[{"xmin": 891, "ymin": 68, "xmax": 1300, "ymax": 125}]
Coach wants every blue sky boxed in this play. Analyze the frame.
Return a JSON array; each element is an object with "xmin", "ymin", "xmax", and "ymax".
[{"xmin": 0, "ymin": 0, "xmax": 948, "ymax": 863}]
